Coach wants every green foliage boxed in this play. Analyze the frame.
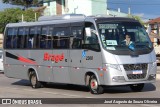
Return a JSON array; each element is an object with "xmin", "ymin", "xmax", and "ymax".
[{"xmin": 0, "ymin": 8, "xmax": 41, "ymax": 33}]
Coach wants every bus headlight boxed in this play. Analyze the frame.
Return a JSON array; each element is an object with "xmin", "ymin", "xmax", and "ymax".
[
  {"xmin": 112, "ymin": 76, "xmax": 125, "ymax": 82},
  {"xmin": 106, "ymin": 64, "xmax": 121, "ymax": 71}
]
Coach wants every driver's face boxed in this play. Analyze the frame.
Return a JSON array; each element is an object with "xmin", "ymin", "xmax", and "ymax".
[{"xmin": 126, "ymin": 35, "xmax": 130, "ymax": 41}]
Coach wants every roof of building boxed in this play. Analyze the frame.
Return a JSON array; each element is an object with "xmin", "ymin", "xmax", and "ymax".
[{"xmin": 147, "ymin": 17, "xmax": 160, "ymax": 24}]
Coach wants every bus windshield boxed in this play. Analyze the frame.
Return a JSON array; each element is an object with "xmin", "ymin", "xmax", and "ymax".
[{"xmin": 98, "ymin": 22, "xmax": 153, "ymax": 55}]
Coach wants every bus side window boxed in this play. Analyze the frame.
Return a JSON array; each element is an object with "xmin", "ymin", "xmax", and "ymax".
[
  {"xmin": 28, "ymin": 27, "xmax": 36, "ymax": 49},
  {"xmin": 6, "ymin": 28, "xmax": 13, "ymax": 48},
  {"xmin": 17, "ymin": 27, "xmax": 25, "ymax": 49},
  {"xmin": 40, "ymin": 26, "xmax": 48, "ymax": 49},
  {"xmin": 70, "ymin": 27, "xmax": 83, "ymax": 49},
  {"xmin": 12, "ymin": 28, "xmax": 18, "ymax": 48},
  {"xmin": 83, "ymin": 22, "xmax": 100, "ymax": 51},
  {"xmin": 24, "ymin": 28, "xmax": 29, "ymax": 48},
  {"xmin": 47, "ymin": 26, "xmax": 53, "ymax": 49},
  {"xmin": 27, "ymin": 27, "xmax": 39, "ymax": 49},
  {"xmin": 35, "ymin": 27, "xmax": 41, "ymax": 48},
  {"xmin": 53, "ymin": 27, "xmax": 70, "ymax": 49}
]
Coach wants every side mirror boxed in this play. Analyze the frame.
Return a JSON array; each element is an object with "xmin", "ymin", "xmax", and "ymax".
[{"xmin": 85, "ymin": 27, "xmax": 91, "ymax": 37}]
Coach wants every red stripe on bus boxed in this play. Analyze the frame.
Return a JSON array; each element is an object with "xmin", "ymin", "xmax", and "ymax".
[{"xmin": 18, "ymin": 56, "xmax": 37, "ymax": 64}]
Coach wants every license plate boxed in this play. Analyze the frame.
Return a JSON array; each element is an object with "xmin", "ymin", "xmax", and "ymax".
[{"xmin": 132, "ymin": 70, "xmax": 143, "ymax": 74}]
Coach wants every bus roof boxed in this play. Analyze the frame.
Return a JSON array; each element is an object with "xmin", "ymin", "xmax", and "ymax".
[{"xmin": 6, "ymin": 14, "xmax": 138, "ymax": 28}]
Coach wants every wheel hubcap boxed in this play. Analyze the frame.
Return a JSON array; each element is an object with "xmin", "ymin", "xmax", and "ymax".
[
  {"xmin": 90, "ymin": 79, "xmax": 98, "ymax": 90},
  {"xmin": 31, "ymin": 76, "xmax": 36, "ymax": 86}
]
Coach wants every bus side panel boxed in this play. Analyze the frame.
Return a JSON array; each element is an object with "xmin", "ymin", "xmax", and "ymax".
[
  {"xmin": 52, "ymin": 50, "xmax": 70, "ymax": 83},
  {"xmin": 69, "ymin": 50, "xmax": 84, "ymax": 85},
  {"xmin": 82, "ymin": 50, "xmax": 104, "ymax": 85},
  {"xmin": 30, "ymin": 50, "xmax": 54, "ymax": 82},
  {"xmin": 4, "ymin": 50, "xmax": 29, "ymax": 80}
]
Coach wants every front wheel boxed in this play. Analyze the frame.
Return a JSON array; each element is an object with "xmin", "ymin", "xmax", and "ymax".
[
  {"xmin": 29, "ymin": 72, "xmax": 42, "ymax": 88},
  {"xmin": 89, "ymin": 75, "xmax": 104, "ymax": 94},
  {"xmin": 130, "ymin": 83, "xmax": 144, "ymax": 92}
]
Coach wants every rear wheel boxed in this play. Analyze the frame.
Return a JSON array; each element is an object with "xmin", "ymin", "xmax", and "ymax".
[
  {"xmin": 29, "ymin": 71, "xmax": 42, "ymax": 88},
  {"xmin": 89, "ymin": 75, "xmax": 104, "ymax": 94},
  {"xmin": 130, "ymin": 83, "xmax": 144, "ymax": 92}
]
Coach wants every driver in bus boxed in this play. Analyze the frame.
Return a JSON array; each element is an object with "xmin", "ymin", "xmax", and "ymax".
[{"xmin": 122, "ymin": 34, "xmax": 133, "ymax": 46}]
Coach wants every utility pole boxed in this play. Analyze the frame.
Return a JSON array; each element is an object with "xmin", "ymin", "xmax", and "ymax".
[
  {"xmin": 127, "ymin": 0, "xmax": 131, "ymax": 15},
  {"xmin": 22, "ymin": 14, "xmax": 24, "ymax": 22}
]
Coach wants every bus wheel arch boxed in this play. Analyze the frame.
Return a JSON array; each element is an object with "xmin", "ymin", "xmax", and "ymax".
[{"xmin": 28, "ymin": 68, "xmax": 41, "ymax": 88}]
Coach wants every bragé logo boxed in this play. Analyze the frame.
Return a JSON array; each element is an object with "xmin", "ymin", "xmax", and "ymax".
[{"xmin": 43, "ymin": 52, "xmax": 64, "ymax": 63}]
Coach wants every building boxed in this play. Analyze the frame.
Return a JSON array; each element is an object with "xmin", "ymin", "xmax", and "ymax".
[
  {"xmin": 146, "ymin": 17, "xmax": 160, "ymax": 46},
  {"xmin": 38, "ymin": 0, "xmax": 129, "ymax": 17},
  {"xmin": 39, "ymin": 0, "xmax": 107, "ymax": 16}
]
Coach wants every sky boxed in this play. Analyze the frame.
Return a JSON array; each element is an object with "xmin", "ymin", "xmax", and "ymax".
[
  {"xmin": 0, "ymin": 0, "xmax": 22, "ymax": 11},
  {"xmin": 107, "ymin": 0, "xmax": 160, "ymax": 20},
  {"xmin": 0, "ymin": 0, "xmax": 160, "ymax": 21}
]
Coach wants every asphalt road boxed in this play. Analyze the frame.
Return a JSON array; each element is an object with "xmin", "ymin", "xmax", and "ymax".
[{"xmin": 0, "ymin": 67, "xmax": 160, "ymax": 107}]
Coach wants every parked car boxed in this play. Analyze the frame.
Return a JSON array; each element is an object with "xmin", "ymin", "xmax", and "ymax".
[{"xmin": 0, "ymin": 50, "xmax": 4, "ymax": 71}]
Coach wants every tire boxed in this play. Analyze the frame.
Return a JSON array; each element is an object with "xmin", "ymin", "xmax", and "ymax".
[
  {"xmin": 89, "ymin": 75, "xmax": 104, "ymax": 94},
  {"xmin": 29, "ymin": 71, "xmax": 42, "ymax": 88},
  {"xmin": 130, "ymin": 83, "xmax": 144, "ymax": 92},
  {"xmin": 40, "ymin": 82, "xmax": 48, "ymax": 88}
]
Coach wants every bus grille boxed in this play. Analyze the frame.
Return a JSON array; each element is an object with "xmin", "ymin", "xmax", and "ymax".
[{"xmin": 123, "ymin": 63, "xmax": 148, "ymax": 80}]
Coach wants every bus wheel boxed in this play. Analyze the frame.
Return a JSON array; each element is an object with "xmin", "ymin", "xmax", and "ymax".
[
  {"xmin": 89, "ymin": 75, "xmax": 104, "ymax": 94},
  {"xmin": 129, "ymin": 83, "xmax": 144, "ymax": 92},
  {"xmin": 29, "ymin": 72, "xmax": 41, "ymax": 88}
]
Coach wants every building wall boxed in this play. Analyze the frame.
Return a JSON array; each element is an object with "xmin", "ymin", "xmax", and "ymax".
[
  {"xmin": 42, "ymin": 0, "xmax": 128, "ymax": 17},
  {"xmin": 67, "ymin": 0, "xmax": 92, "ymax": 15},
  {"xmin": 66, "ymin": 0, "xmax": 106, "ymax": 15},
  {"xmin": 43, "ymin": 0, "xmax": 107, "ymax": 16},
  {"xmin": 91, "ymin": 0, "xmax": 106, "ymax": 15},
  {"xmin": 43, "ymin": 0, "xmax": 57, "ymax": 16}
]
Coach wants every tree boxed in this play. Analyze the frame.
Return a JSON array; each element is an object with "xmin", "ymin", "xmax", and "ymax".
[
  {"xmin": 0, "ymin": 8, "xmax": 41, "ymax": 33},
  {"xmin": 2, "ymin": 0, "xmax": 39, "ymax": 8}
]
